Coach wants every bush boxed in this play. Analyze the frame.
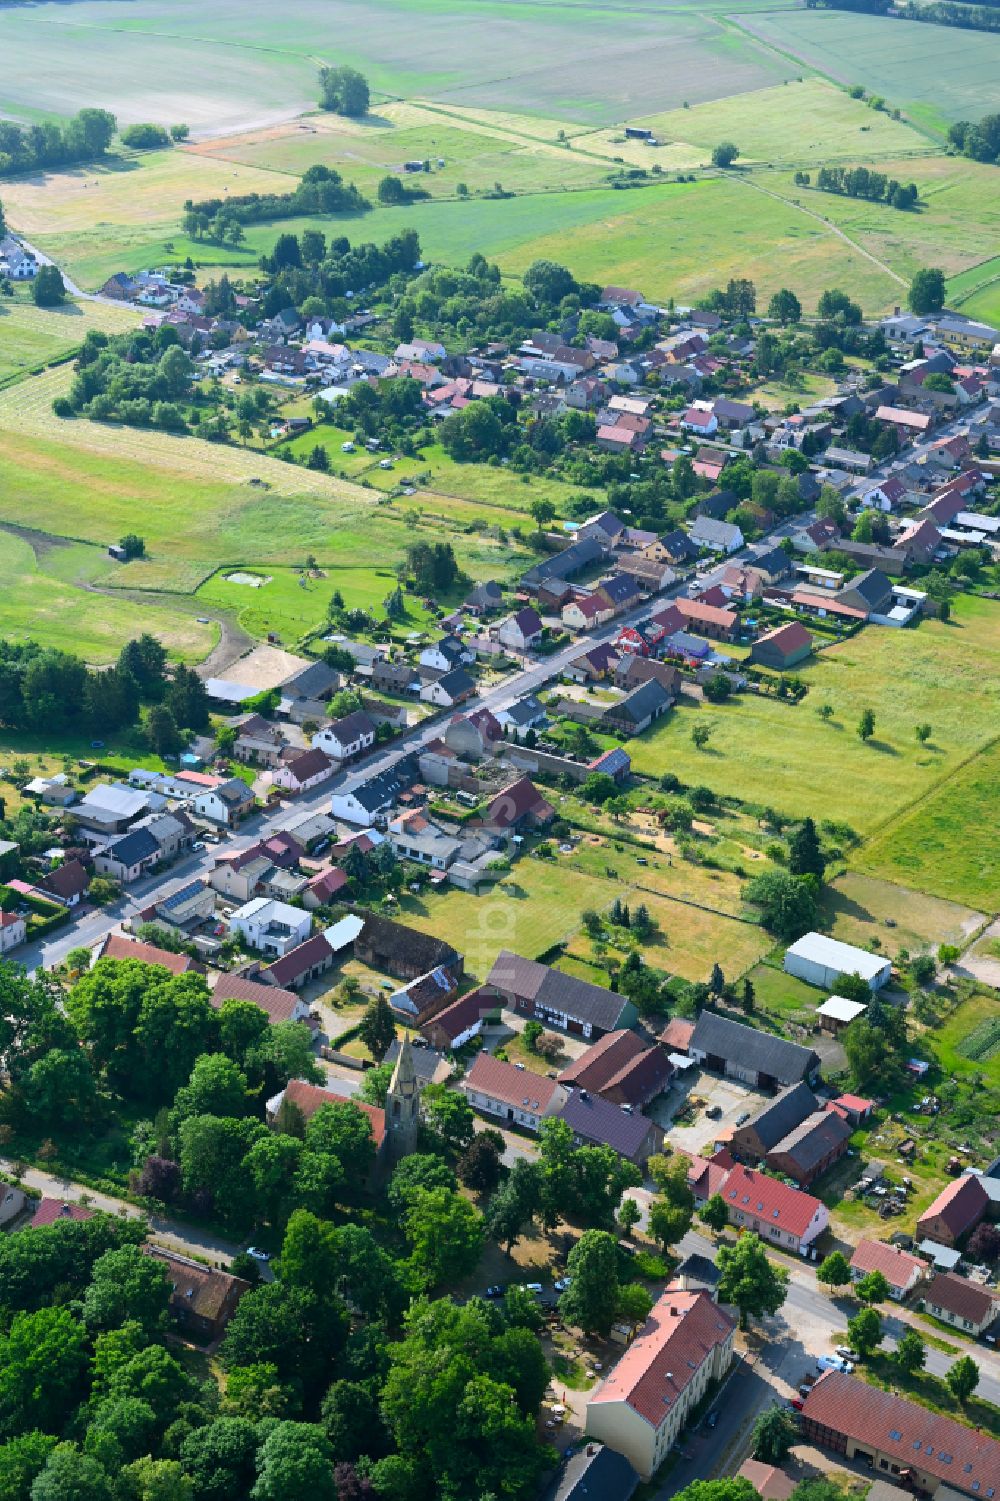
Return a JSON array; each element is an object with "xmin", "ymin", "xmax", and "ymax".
[{"xmin": 121, "ymin": 123, "xmax": 172, "ymax": 149}]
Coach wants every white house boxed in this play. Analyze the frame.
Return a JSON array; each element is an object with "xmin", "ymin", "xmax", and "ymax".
[
  {"xmin": 495, "ymin": 607, "xmax": 543, "ymax": 654},
  {"xmin": 313, "ymin": 711, "xmax": 376, "ymax": 762},
  {"xmin": 680, "ymin": 404, "xmax": 719, "ymax": 437},
  {"xmin": 784, "ymin": 932, "xmax": 892, "ymax": 991},
  {"xmin": 272, "ymin": 748, "xmax": 335, "ymax": 794},
  {"xmin": 227, "ymin": 897, "xmax": 312, "ymax": 957},
  {"xmin": 419, "ymin": 668, "xmax": 475, "ymax": 707},
  {"xmin": 0, "ymin": 911, "xmax": 27, "ymax": 952},
  {"xmin": 689, "ymin": 516, "xmax": 743, "ymax": 555},
  {"xmin": 93, "ymin": 827, "xmax": 160, "ymax": 883},
  {"xmin": 418, "ymin": 636, "xmax": 470, "ymax": 673},
  {"xmin": 193, "ymin": 778, "xmax": 255, "ymax": 828},
  {"xmin": 861, "ymin": 475, "xmax": 907, "ymax": 512}
]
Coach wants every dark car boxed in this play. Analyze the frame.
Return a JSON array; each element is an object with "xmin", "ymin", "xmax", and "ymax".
[{"xmin": 485, "ymin": 1284, "xmax": 507, "ymax": 1298}]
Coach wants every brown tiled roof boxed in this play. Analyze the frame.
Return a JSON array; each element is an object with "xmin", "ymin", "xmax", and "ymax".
[
  {"xmin": 849, "ymin": 1239, "xmax": 928, "ymax": 1291},
  {"xmin": 282, "ymin": 747, "xmax": 333, "ymax": 783},
  {"xmin": 261, "ymin": 933, "xmax": 333, "ymax": 987},
  {"xmin": 211, "ymin": 971, "xmax": 302, "ymax": 1023},
  {"xmin": 559, "ymin": 1087, "xmax": 657, "ymax": 1160},
  {"xmin": 96, "ymin": 933, "xmax": 200, "ymax": 975},
  {"xmin": 558, "ymin": 1030, "xmax": 671, "ymax": 1105},
  {"xmin": 770, "ymin": 1109, "xmax": 851, "ymax": 1174},
  {"xmin": 754, "ymin": 621, "xmax": 813, "ymax": 654},
  {"xmin": 281, "ymin": 1079, "xmax": 386, "ymax": 1149},
  {"xmin": 800, "ymin": 1370, "xmax": 1000, "ymax": 1495},
  {"xmin": 485, "ymin": 777, "xmax": 554, "ymax": 830},
  {"xmin": 925, "ymin": 1271, "xmax": 999, "ymax": 1326},
  {"xmin": 464, "ymin": 1052, "xmax": 565, "ymax": 1114},
  {"xmin": 146, "ymin": 1246, "xmax": 249, "ymax": 1323},
  {"xmin": 917, "ymin": 1175, "xmax": 988, "ymax": 1239},
  {"xmin": 737, "ymin": 1461, "xmax": 796, "ymax": 1501},
  {"xmin": 40, "ymin": 859, "xmax": 90, "ymax": 901},
  {"xmin": 421, "ymin": 985, "xmax": 498, "ymax": 1043},
  {"xmin": 30, "ymin": 1198, "xmax": 94, "ymax": 1228},
  {"xmin": 589, "ymin": 1289, "xmax": 734, "ymax": 1426}
]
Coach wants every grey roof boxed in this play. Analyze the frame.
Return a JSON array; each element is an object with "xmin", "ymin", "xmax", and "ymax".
[
  {"xmin": 690, "ymin": 1011, "xmax": 818, "ymax": 1084},
  {"xmin": 605, "ymin": 677, "xmax": 671, "ymax": 726},
  {"xmin": 839, "ymin": 568, "xmax": 894, "ymax": 610},
  {"xmin": 80, "ymin": 784, "xmax": 150, "ymax": 819},
  {"xmin": 675, "ymin": 1251, "xmax": 723, "ymax": 1287},
  {"xmin": 215, "ymin": 777, "xmax": 254, "ymax": 805},
  {"xmin": 283, "ymin": 661, "xmax": 341, "ymax": 699},
  {"xmin": 750, "ymin": 546, "xmax": 790, "ymax": 577},
  {"xmin": 503, "ymin": 695, "xmax": 546, "ymax": 727},
  {"xmin": 329, "ymin": 709, "xmax": 376, "ymax": 743},
  {"xmin": 559, "ymin": 1087, "xmax": 654, "ymax": 1159},
  {"xmin": 105, "ymin": 828, "xmax": 159, "ymax": 866},
  {"xmin": 690, "ymin": 516, "xmax": 741, "ymax": 546},
  {"xmin": 738, "ymin": 1081, "xmax": 818, "ymax": 1151},
  {"xmin": 349, "ymin": 760, "xmax": 414, "ymax": 815},
  {"xmin": 657, "ymin": 528, "xmax": 699, "ymax": 560},
  {"xmin": 434, "ymin": 667, "xmax": 475, "ymax": 698},
  {"xmin": 598, "ymin": 572, "xmax": 641, "ymax": 605},
  {"xmin": 466, "ymin": 580, "xmax": 503, "ymax": 607},
  {"xmin": 548, "ymin": 1442, "xmax": 639, "ymax": 1501},
  {"xmin": 522, "ymin": 536, "xmax": 606, "ymax": 588},
  {"xmin": 487, "ymin": 950, "xmax": 632, "ymax": 1033}
]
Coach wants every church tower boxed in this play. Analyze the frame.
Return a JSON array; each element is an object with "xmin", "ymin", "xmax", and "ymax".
[{"xmin": 385, "ymin": 1034, "xmax": 420, "ymax": 1163}]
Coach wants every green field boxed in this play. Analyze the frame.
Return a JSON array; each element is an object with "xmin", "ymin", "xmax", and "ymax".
[
  {"xmin": 742, "ymin": 9, "xmax": 1000, "ymax": 125},
  {"xmin": 0, "ymin": 529, "xmax": 217, "ymax": 664},
  {"xmin": 628, "ymin": 597, "xmax": 1000, "ymax": 837},
  {"xmin": 858, "ymin": 738, "xmax": 1000, "ymax": 911},
  {"xmin": 0, "ymin": 0, "xmax": 800, "ymax": 136},
  {"xmin": 0, "ymin": 292, "xmax": 139, "ymax": 389},
  {"xmin": 948, "ymin": 256, "xmax": 1000, "ymax": 328},
  {"xmin": 196, "ymin": 563, "xmax": 440, "ymax": 644}
]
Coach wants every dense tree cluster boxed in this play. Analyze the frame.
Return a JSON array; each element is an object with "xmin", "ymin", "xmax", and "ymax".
[
  {"xmin": 806, "ymin": 165, "xmax": 918, "ymax": 210},
  {"xmin": 61, "ymin": 325, "xmax": 195, "ymax": 432},
  {"xmin": 257, "ymin": 228, "xmax": 421, "ymax": 320},
  {"xmin": 183, "ymin": 166, "xmax": 369, "ymax": 241},
  {"xmin": 0, "ymin": 109, "xmax": 116, "ymax": 176},
  {"xmin": 319, "ymin": 65, "xmax": 371, "ymax": 117}
]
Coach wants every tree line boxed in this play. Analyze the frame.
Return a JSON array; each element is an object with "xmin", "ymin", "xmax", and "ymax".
[
  {"xmin": 57, "ymin": 326, "xmax": 195, "ymax": 434},
  {"xmin": 183, "ymin": 165, "xmax": 369, "ymax": 244},
  {"xmin": 0, "ymin": 109, "xmax": 116, "ymax": 177},
  {"xmin": 0, "ymin": 633, "xmax": 207, "ymax": 742},
  {"xmin": 799, "ymin": 166, "xmax": 918, "ymax": 211}
]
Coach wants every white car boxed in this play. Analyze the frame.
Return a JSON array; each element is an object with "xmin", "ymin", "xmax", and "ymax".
[
  {"xmin": 341, "ymin": 441, "xmax": 355, "ymax": 452},
  {"xmin": 246, "ymin": 1246, "xmax": 271, "ymax": 1264},
  {"xmin": 554, "ymin": 1277, "xmax": 572, "ymax": 1292},
  {"xmin": 817, "ymin": 1353, "xmax": 854, "ymax": 1374}
]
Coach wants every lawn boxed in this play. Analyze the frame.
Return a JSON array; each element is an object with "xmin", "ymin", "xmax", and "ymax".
[
  {"xmin": 395, "ymin": 858, "xmax": 617, "ymax": 979},
  {"xmin": 948, "ymin": 255, "xmax": 1000, "ymax": 328},
  {"xmin": 196, "ymin": 563, "xmax": 438, "ymax": 645},
  {"xmin": 0, "ymin": 291, "xmax": 139, "ymax": 389},
  {"xmin": 742, "ymin": 963, "xmax": 821, "ymax": 1027},
  {"xmin": 0, "ymin": 529, "xmax": 217, "ymax": 664},
  {"xmin": 858, "ymin": 737, "xmax": 1000, "ymax": 911},
  {"xmin": 616, "ymin": 892, "xmax": 771, "ymax": 983},
  {"xmin": 628, "ymin": 597, "xmax": 1000, "ymax": 836},
  {"xmin": 742, "ymin": 9, "xmax": 1000, "ymax": 125},
  {"xmin": 819, "ymin": 872, "xmax": 986, "ymax": 960}
]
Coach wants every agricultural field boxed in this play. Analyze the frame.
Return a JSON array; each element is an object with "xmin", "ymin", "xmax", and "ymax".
[
  {"xmin": 628, "ymin": 596, "xmax": 1000, "ymax": 836},
  {"xmin": 858, "ymin": 737, "xmax": 1000, "ymax": 911},
  {"xmin": 741, "ymin": 9, "xmax": 1000, "ymax": 126},
  {"xmin": 0, "ymin": 292, "xmax": 139, "ymax": 389},
  {"xmin": 948, "ymin": 255, "xmax": 1000, "ymax": 329},
  {"xmin": 0, "ymin": 0, "xmax": 801, "ymax": 136}
]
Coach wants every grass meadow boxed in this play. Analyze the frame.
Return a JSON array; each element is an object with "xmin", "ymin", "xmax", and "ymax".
[
  {"xmin": 0, "ymin": 292, "xmax": 139, "ymax": 388},
  {"xmin": 628, "ymin": 596, "xmax": 1000, "ymax": 837},
  {"xmin": 819, "ymin": 872, "xmax": 985, "ymax": 959},
  {"xmin": 948, "ymin": 256, "xmax": 1000, "ymax": 329},
  {"xmin": 858, "ymin": 738, "xmax": 1000, "ymax": 911}
]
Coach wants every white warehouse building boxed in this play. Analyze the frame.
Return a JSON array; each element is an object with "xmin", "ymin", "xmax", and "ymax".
[{"xmin": 784, "ymin": 932, "xmax": 892, "ymax": 991}]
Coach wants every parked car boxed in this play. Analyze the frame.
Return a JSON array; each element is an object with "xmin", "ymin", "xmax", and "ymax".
[
  {"xmin": 817, "ymin": 1354, "xmax": 854, "ymax": 1374},
  {"xmin": 485, "ymin": 1284, "xmax": 506, "ymax": 1298},
  {"xmin": 705, "ymin": 1105, "xmax": 722, "ymax": 1120},
  {"xmin": 835, "ymin": 1346, "xmax": 859, "ymax": 1362},
  {"xmin": 246, "ymin": 1246, "xmax": 271, "ymax": 1264},
  {"xmin": 705, "ymin": 1410, "xmax": 719, "ymax": 1429},
  {"xmin": 191, "ymin": 840, "xmax": 206, "ymax": 852},
  {"xmin": 520, "ymin": 1283, "xmax": 543, "ymax": 1295},
  {"xmin": 554, "ymin": 1277, "xmax": 572, "ymax": 1292}
]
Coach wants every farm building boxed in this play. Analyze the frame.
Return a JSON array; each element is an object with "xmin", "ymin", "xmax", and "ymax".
[
  {"xmin": 485, "ymin": 950, "xmax": 635, "ymax": 1039},
  {"xmin": 816, "ymin": 996, "xmax": 868, "ymax": 1033},
  {"xmin": 749, "ymin": 622, "xmax": 814, "ymax": 671},
  {"xmin": 688, "ymin": 1013, "xmax": 819, "ymax": 1090},
  {"xmin": 784, "ymin": 933, "xmax": 892, "ymax": 991}
]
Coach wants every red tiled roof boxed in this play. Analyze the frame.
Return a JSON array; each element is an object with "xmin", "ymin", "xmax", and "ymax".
[
  {"xmin": 306, "ymin": 867, "xmax": 348, "ymax": 902},
  {"xmin": 800, "ymin": 1370, "xmax": 1000, "ymax": 1495},
  {"xmin": 659, "ymin": 1017, "xmax": 695, "ymax": 1051},
  {"xmin": 558, "ymin": 1030, "xmax": 671, "ymax": 1105},
  {"xmin": 677, "ymin": 597, "xmax": 737, "ymax": 630},
  {"xmin": 850, "ymin": 1239, "xmax": 928, "ymax": 1291},
  {"xmin": 722, "ymin": 1164, "xmax": 824, "ymax": 1239},
  {"xmin": 280, "ymin": 1078, "xmax": 385, "ymax": 1149},
  {"xmin": 96, "ymin": 933, "xmax": 200, "ymax": 975},
  {"xmin": 755, "ymin": 621, "xmax": 813, "ymax": 653},
  {"xmin": 30, "ymin": 1198, "xmax": 94, "ymax": 1229},
  {"xmin": 211, "ymin": 971, "xmax": 302, "ymax": 1023},
  {"xmin": 40, "ymin": 859, "xmax": 90, "ymax": 901},
  {"xmin": 682, "ymin": 1150, "xmax": 731, "ymax": 1201},
  {"xmin": 916, "ymin": 1174, "xmax": 988, "ymax": 1239},
  {"xmin": 464, "ymin": 1052, "xmax": 564, "ymax": 1114},
  {"xmin": 831, "ymin": 1093, "xmax": 873, "ymax": 1114},
  {"xmin": 485, "ymin": 776, "xmax": 554, "ymax": 830},
  {"xmin": 589, "ymin": 1289, "xmax": 734, "ymax": 1426}
]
